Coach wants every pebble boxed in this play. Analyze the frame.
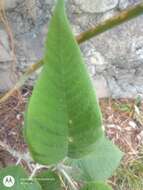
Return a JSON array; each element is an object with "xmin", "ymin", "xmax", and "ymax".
[{"xmin": 128, "ymin": 121, "xmax": 137, "ymax": 129}]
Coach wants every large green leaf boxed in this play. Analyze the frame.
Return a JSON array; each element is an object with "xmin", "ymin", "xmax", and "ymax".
[
  {"xmin": 81, "ymin": 182, "xmax": 112, "ymax": 190},
  {"xmin": 25, "ymin": 0, "xmax": 103, "ymax": 164},
  {"xmin": 67, "ymin": 137, "xmax": 123, "ymax": 182},
  {"xmin": 0, "ymin": 166, "xmax": 41, "ymax": 190},
  {"xmin": 36, "ymin": 170, "xmax": 62, "ymax": 190}
]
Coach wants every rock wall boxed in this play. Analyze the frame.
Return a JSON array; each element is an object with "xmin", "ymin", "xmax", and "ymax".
[{"xmin": 0, "ymin": 0, "xmax": 143, "ymax": 98}]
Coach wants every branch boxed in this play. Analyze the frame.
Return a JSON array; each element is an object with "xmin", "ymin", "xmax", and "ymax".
[
  {"xmin": 0, "ymin": 140, "xmax": 52, "ymax": 173},
  {"xmin": 76, "ymin": 2, "xmax": 143, "ymax": 43},
  {"xmin": 0, "ymin": 2, "xmax": 143, "ymax": 103},
  {"xmin": 0, "ymin": 60, "xmax": 43, "ymax": 103},
  {"xmin": 57, "ymin": 165, "xmax": 78, "ymax": 190},
  {"xmin": 0, "ymin": 140, "xmax": 33, "ymax": 163}
]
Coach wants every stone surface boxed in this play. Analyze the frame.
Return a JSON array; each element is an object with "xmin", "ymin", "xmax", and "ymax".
[
  {"xmin": 119, "ymin": 0, "xmax": 141, "ymax": 10},
  {"xmin": 91, "ymin": 15, "xmax": 143, "ymax": 97},
  {"xmin": 0, "ymin": 27, "xmax": 16, "ymax": 91},
  {"xmin": 0, "ymin": 0, "xmax": 143, "ymax": 98},
  {"xmin": 119, "ymin": 0, "xmax": 130, "ymax": 9},
  {"xmin": 0, "ymin": 29, "xmax": 12, "ymax": 62},
  {"xmin": 82, "ymin": 42, "xmax": 108, "ymax": 73},
  {"xmin": 0, "ymin": 70, "xmax": 16, "ymax": 92},
  {"xmin": 74, "ymin": 0, "xmax": 118, "ymax": 13},
  {"xmin": 1, "ymin": 0, "xmax": 20, "ymax": 10},
  {"xmin": 92, "ymin": 76, "xmax": 110, "ymax": 98}
]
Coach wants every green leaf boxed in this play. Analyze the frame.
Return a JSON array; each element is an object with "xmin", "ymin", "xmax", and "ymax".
[
  {"xmin": 0, "ymin": 166, "xmax": 41, "ymax": 190},
  {"xmin": 81, "ymin": 182, "xmax": 112, "ymax": 190},
  {"xmin": 67, "ymin": 137, "xmax": 123, "ymax": 182},
  {"xmin": 36, "ymin": 170, "xmax": 62, "ymax": 190},
  {"xmin": 25, "ymin": 0, "xmax": 103, "ymax": 164}
]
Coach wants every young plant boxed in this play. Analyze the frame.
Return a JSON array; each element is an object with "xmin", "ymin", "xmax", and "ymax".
[{"xmin": 0, "ymin": 0, "xmax": 123, "ymax": 189}]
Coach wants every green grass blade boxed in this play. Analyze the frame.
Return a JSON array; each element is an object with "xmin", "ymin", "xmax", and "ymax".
[{"xmin": 81, "ymin": 182, "xmax": 112, "ymax": 190}]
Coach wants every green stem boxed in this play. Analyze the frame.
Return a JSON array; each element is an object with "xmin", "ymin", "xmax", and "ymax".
[
  {"xmin": 1, "ymin": 2, "xmax": 143, "ymax": 102},
  {"xmin": 59, "ymin": 167, "xmax": 78, "ymax": 190}
]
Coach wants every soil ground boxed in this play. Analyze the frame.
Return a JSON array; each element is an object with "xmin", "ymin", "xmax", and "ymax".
[{"xmin": 0, "ymin": 87, "xmax": 143, "ymax": 189}]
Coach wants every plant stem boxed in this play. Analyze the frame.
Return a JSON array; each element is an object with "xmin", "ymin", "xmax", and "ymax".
[
  {"xmin": 0, "ymin": 140, "xmax": 51, "ymax": 172},
  {"xmin": 0, "ymin": 140, "xmax": 33, "ymax": 163},
  {"xmin": 0, "ymin": 60, "xmax": 43, "ymax": 103},
  {"xmin": 0, "ymin": 2, "xmax": 143, "ymax": 102},
  {"xmin": 29, "ymin": 163, "xmax": 40, "ymax": 180},
  {"xmin": 76, "ymin": 2, "xmax": 143, "ymax": 43},
  {"xmin": 59, "ymin": 168, "xmax": 78, "ymax": 190}
]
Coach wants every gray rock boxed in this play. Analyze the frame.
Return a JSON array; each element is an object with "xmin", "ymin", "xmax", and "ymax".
[
  {"xmin": 87, "ymin": 64, "xmax": 96, "ymax": 76},
  {"xmin": 118, "ymin": 0, "xmax": 130, "ymax": 9},
  {"xmin": 131, "ymin": 36, "xmax": 143, "ymax": 62},
  {"xmin": 119, "ymin": 0, "xmax": 142, "ymax": 10},
  {"xmin": 107, "ymin": 77, "xmax": 123, "ymax": 98},
  {"xmin": 93, "ymin": 76, "xmax": 110, "ymax": 98},
  {"xmin": 82, "ymin": 42, "xmax": 108, "ymax": 73},
  {"xmin": 0, "ymin": 0, "xmax": 142, "ymax": 98},
  {"xmin": 0, "ymin": 69, "xmax": 16, "ymax": 92},
  {"xmin": 0, "ymin": 27, "xmax": 16, "ymax": 92},
  {"xmin": 1, "ymin": 0, "xmax": 19, "ymax": 10},
  {"xmin": 74, "ymin": 0, "xmax": 118, "ymax": 13},
  {"xmin": 0, "ymin": 29, "xmax": 12, "ymax": 62}
]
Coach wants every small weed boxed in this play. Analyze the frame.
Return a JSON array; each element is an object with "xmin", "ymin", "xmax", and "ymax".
[
  {"xmin": 114, "ymin": 149, "xmax": 143, "ymax": 190},
  {"xmin": 113, "ymin": 102, "xmax": 132, "ymax": 113}
]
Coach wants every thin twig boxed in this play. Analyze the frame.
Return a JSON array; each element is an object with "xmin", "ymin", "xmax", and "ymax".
[
  {"xmin": 0, "ymin": 2, "xmax": 143, "ymax": 102},
  {"xmin": 29, "ymin": 163, "xmax": 40, "ymax": 180},
  {"xmin": 0, "ymin": 140, "xmax": 33, "ymax": 163},
  {"xmin": 76, "ymin": 2, "xmax": 143, "ymax": 43},
  {"xmin": 16, "ymin": 157, "xmax": 22, "ymax": 165},
  {"xmin": 0, "ymin": 0, "xmax": 17, "ymax": 74},
  {"xmin": 0, "ymin": 140, "xmax": 52, "ymax": 173},
  {"xmin": 59, "ymin": 167, "xmax": 78, "ymax": 190},
  {"xmin": 58, "ymin": 173, "xmax": 68, "ymax": 190},
  {"xmin": 0, "ymin": 60, "xmax": 43, "ymax": 103}
]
